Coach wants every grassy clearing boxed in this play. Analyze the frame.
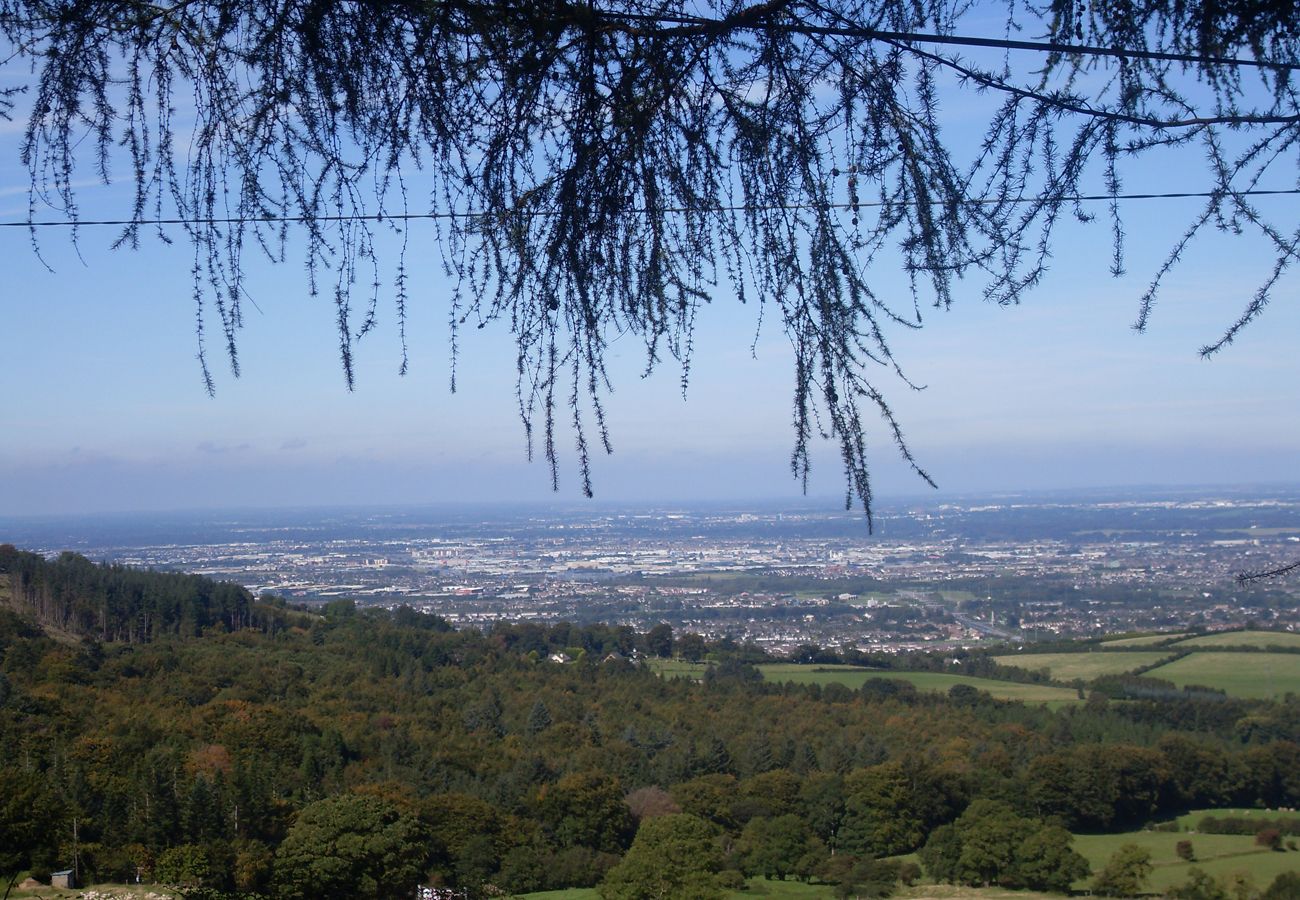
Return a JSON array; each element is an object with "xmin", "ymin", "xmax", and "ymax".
[
  {"xmin": 992, "ymin": 651, "xmax": 1171, "ymax": 681},
  {"xmin": 1170, "ymin": 630, "xmax": 1300, "ymax": 649},
  {"xmin": 1102, "ymin": 632, "xmax": 1189, "ymax": 647},
  {"xmin": 758, "ymin": 663, "xmax": 880, "ymax": 678},
  {"xmin": 645, "ymin": 658, "xmax": 713, "ymax": 680},
  {"xmin": 756, "ymin": 665, "xmax": 1082, "ymax": 704},
  {"xmin": 1144, "ymin": 652, "xmax": 1300, "ymax": 699},
  {"xmin": 1070, "ymin": 830, "xmax": 1299, "ymax": 892}
]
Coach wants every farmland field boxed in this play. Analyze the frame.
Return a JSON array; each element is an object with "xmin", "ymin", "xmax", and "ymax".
[
  {"xmin": 756, "ymin": 665, "xmax": 1082, "ymax": 704},
  {"xmin": 1170, "ymin": 630, "xmax": 1300, "ymax": 649},
  {"xmin": 993, "ymin": 651, "xmax": 1172, "ymax": 681},
  {"xmin": 1070, "ymin": 830, "xmax": 1300, "ymax": 892},
  {"xmin": 1102, "ymin": 633, "xmax": 1188, "ymax": 647},
  {"xmin": 1143, "ymin": 652, "xmax": 1300, "ymax": 699}
]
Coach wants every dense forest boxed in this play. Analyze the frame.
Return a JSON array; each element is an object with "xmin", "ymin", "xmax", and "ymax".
[
  {"xmin": 0, "ymin": 545, "xmax": 253, "ymax": 642},
  {"xmin": 2, "ymin": 549, "xmax": 1299, "ymax": 898}
]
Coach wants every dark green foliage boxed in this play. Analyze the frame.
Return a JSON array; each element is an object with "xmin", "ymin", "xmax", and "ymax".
[
  {"xmin": 1024, "ymin": 743, "xmax": 1169, "ymax": 830},
  {"xmin": 1199, "ymin": 815, "xmax": 1300, "ymax": 836},
  {"xmin": 645, "ymin": 624, "xmax": 674, "ymax": 659},
  {"xmin": 1, "ymin": 575, "xmax": 1299, "ymax": 895},
  {"xmin": 538, "ymin": 771, "xmax": 635, "ymax": 854},
  {"xmin": 525, "ymin": 699, "xmax": 553, "ymax": 735},
  {"xmin": 155, "ymin": 844, "xmax": 215, "ymax": 889},
  {"xmin": 735, "ymin": 814, "xmax": 809, "ymax": 879},
  {"xmin": 1168, "ymin": 867, "xmax": 1231, "ymax": 900},
  {"xmin": 1264, "ymin": 872, "xmax": 1300, "ymax": 900},
  {"xmin": 599, "ymin": 813, "xmax": 723, "ymax": 900},
  {"xmin": 272, "ymin": 794, "xmax": 427, "ymax": 900},
  {"xmin": 920, "ymin": 799, "xmax": 1089, "ymax": 891},
  {"xmin": 1091, "ymin": 843, "xmax": 1154, "ymax": 898},
  {"xmin": 834, "ymin": 856, "xmax": 900, "ymax": 899},
  {"xmin": 0, "ymin": 767, "xmax": 61, "ymax": 885},
  {"xmin": 0, "ymin": 546, "xmax": 253, "ymax": 642}
]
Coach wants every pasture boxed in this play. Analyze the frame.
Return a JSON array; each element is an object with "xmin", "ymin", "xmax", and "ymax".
[
  {"xmin": 1170, "ymin": 630, "xmax": 1300, "ymax": 649},
  {"xmin": 1143, "ymin": 652, "xmax": 1300, "ymax": 699},
  {"xmin": 1070, "ymin": 830, "xmax": 1299, "ymax": 892},
  {"xmin": 992, "ymin": 651, "xmax": 1171, "ymax": 682}
]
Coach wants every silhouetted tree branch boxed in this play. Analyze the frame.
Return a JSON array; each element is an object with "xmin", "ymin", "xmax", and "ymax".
[
  {"xmin": 1, "ymin": 1, "xmax": 1297, "ymax": 524},
  {"xmin": 1237, "ymin": 559, "xmax": 1300, "ymax": 584}
]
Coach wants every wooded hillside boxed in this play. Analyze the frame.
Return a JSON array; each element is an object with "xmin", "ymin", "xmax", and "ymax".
[{"xmin": 1, "ymin": 553, "xmax": 1297, "ymax": 897}]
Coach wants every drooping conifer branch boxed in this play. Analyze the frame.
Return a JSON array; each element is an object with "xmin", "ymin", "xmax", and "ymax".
[{"xmin": 2, "ymin": 1, "xmax": 1297, "ymax": 523}]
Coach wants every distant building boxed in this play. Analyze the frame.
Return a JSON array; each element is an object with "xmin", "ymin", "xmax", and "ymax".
[{"xmin": 51, "ymin": 870, "xmax": 75, "ymax": 889}]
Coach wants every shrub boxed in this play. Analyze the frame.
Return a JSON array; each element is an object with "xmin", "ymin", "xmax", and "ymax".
[{"xmin": 1257, "ymin": 829, "xmax": 1283, "ymax": 851}]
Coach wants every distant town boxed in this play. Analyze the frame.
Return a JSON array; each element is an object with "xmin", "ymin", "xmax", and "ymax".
[{"xmin": 5, "ymin": 486, "xmax": 1298, "ymax": 654}]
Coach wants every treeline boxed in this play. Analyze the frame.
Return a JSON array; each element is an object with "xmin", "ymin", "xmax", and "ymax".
[
  {"xmin": 0, "ymin": 545, "xmax": 253, "ymax": 642},
  {"xmin": 2, "ymin": 570, "xmax": 1300, "ymax": 897},
  {"xmin": 1197, "ymin": 815, "xmax": 1300, "ymax": 836}
]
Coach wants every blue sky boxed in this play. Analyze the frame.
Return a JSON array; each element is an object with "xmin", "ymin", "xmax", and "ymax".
[{"xmin": 1, "ymin": 40, "xmax": 1298, "ymax": 515}]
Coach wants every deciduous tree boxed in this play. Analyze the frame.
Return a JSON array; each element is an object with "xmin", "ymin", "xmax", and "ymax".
[
  {"xmin": 600, "ymin": 813, "xmax": 724, "ymax": 900},
  {"xmin": 1091, "ymin": 843, "xmax": 1154, "ymax": 898},
  {"xmin": 272, "ymin": 793, "xmax": 428, "ymax": 900}
]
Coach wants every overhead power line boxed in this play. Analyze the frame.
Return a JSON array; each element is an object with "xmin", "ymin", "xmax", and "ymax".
[
  {"xmin": 2, "ymin": 188, "xmax": 1297, "ymax": 230},
  {"xmin": 589, "ymin": 7, "xmax": 1300, "ymax": 72}
]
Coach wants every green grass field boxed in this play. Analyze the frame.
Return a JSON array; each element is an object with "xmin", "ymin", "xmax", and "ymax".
[
  {"xmin": 646, "ymin": 658, "xmax": 714, "ymax": 679},
  {"xmin": 1070, "ymin": 830, "xmax": 1300, "ymax": 892},
  {"xmin": 1102, "ymin": 632, "xmax": 1188, "ymax": 647},
  {"xmin": 756, "ymin": 665, "xmax": 1082, "ymax": 704},
  {"xmin": 756, "ymin": 663, "xmax": 880, "ymax": 681},
  {"xmin": 1143, "ymin": 651, "xmax": 1300, "ymax": 699},
  {"xmin": 992, "ymin": 651, "xmax": 1172, "ymax": 682},
  {"xmin": 1170, "ymin": 630, "xmax": 1300, "ymax": 649}
]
